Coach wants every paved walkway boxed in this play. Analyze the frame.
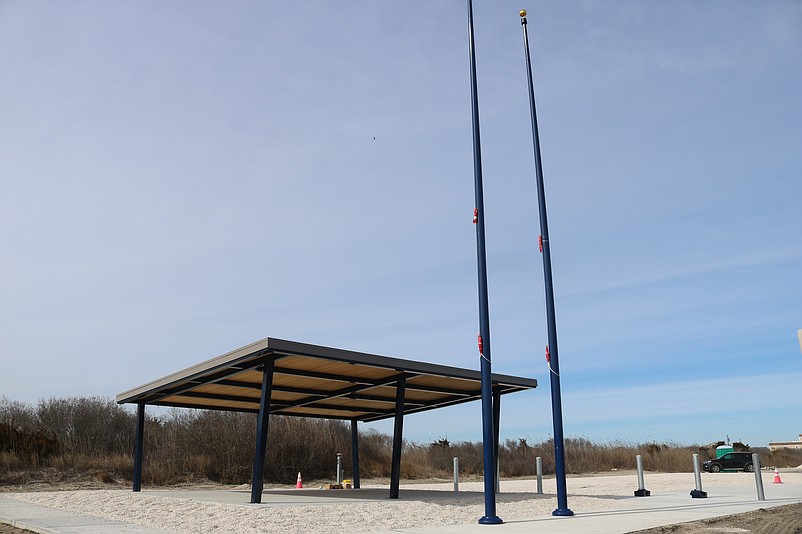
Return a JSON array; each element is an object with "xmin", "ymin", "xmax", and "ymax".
[
  {"xmin": 393, "ymin": 486, "xmax": 802, "ymax": 533},
  {"xmin": 1, "ymin": 479, "xmax": 800, "ymax": 534},
  {"xmin": 0, "ymin": 494, "xmax": 169, "ymax": 534}
]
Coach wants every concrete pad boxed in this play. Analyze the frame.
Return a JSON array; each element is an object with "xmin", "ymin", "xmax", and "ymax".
[{"xmin": 390, "ymin": 481, "xmax": 802, "ymax": 533}]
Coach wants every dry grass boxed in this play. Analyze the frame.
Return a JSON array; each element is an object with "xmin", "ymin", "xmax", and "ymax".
[{"xmin": 3, "ymin": 396, "xmax": 802, "ymax": 487}]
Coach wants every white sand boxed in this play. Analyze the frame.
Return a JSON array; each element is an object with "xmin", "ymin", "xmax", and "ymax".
[{"xmin": 8, "ymin": 472, "xmax": 800, "ymax": 534}]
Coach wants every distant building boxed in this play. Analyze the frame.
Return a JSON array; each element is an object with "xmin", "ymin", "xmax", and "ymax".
[{"xmin": 768, "ymin": 434, "xmax": 802, "ymax": 451}]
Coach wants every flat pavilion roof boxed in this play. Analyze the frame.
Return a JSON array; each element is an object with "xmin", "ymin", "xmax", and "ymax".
[{"xmin": 117, "ymin": 338, "xmax": 537, "ymax": 422}]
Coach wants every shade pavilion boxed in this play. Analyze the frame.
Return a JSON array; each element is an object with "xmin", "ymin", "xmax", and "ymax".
[{"xmin": 117, "ymin": 337, "xmax": 537, "ymax": 502}]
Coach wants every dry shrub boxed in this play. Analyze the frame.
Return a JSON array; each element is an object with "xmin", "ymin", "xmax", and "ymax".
[
  {"xmin": 358, "ymin": 429, "xmax": 392, "ymax": 478},
  {"xmin": 7, "ymin": 395, "xmax": 796, "ymax": 487},
  {"xmin": 134, "ymin": 410, "xmax": 354, "ymax": 485},
  {"xmin": 424, "ymin": 438, "xmax": 454, "ymax": 476},
  {"xmin": 501, "ymin": 438, "xmax": 537, "ymax": 477},
  {"xmin": 495, "ymin": 438, "xmax": 705, "ymax": 475},
  {"xmin": 265, "ymin": 416, "xmax": 351, "ymax": 483},
  {"xmin": 760, "ymin": 447, "xmax": 802, "ymax": 468},
  {"xmin": 0, "ymin": 451, "xmax": 23, "ymax": 473},
  {"xmin": 35, "ymin": 397, "xmax": 133, "ymax": 456},
  {"xmin": 0, "ymin": 402, "xmax": 60, "ymax": 463},
  {"xmin": 449, "ymin": 441, "xmax": 484, "ymax": 475},
  {"xmin": 400, "ymin": 442, "xmax": 431, "ymax": 479}
]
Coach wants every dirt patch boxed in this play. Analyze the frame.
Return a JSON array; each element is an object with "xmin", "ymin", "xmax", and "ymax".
[
  {"xmin": 630, "ymin": 501, "xmax": 802, "ymax": 533},
  {"xmin": 0, "ymin": 467, "xmax": 131, "ymax": 492},
  {"xmin": 0, "ymin": 525, "xmax": 34, "ymax": 534}
]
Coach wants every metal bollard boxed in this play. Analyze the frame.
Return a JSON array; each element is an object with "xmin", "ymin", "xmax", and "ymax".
[
  {"xmin": 634, "ymin": 454, "xmax": 650, "ymax": 496},
  {"xmin": 753, "ymin": 453, "xmax": 765, "ymax": 501},
  {"xmin": 454, "ymin": 457, "xmax": 459, "ymax": 493},
  {"xmin": 336, "ymin": 452, "xmax": 343, "ymax": 485},
  {"xmin": 536, "ymin": 456, "xmax": 543, "ymax": 495},
  {"xmin": 690, "ymin": 453, "xmax": 707, "ymax": 498}
]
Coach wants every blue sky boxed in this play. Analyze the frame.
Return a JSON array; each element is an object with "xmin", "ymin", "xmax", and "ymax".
[{"xmin": 1, "ymin": 1, "xmax": 800, "ymax": 448}]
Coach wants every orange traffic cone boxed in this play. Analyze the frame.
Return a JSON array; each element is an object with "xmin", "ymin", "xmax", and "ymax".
[
  {"xmin": 773, "ymin": 468, "xmax": 783, "ymax": 484},
  {"xmin": 296, "ymin": 472, "xmax": 303, "ymax": 488}
]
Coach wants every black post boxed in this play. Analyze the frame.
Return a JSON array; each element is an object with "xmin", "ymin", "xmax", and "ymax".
[
  {"xmin": 389, "ymin": 376, "xmax": 406, "ymax": 499},
  {"xmin": 132, "ymin": 402, "xmax": 145, "ymax": 492},
  {"xmin": 250, "ymin": 359, "xmax": 275, "ymax": 504},
  {"xmin": 351, "ymin": 419, "xmax": 361, "ymax": 489},
  {"xmin": 466, "ymin": 0, "xmax": 501, "ymax": 524},
  {"xmin": 519, "ymin": 10, "xmax": 573, "ymax": 517}
]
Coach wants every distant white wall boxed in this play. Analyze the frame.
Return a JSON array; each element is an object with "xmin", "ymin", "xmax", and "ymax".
[{"xmin": 767, "ymin": 434, "xmax": 802, "ymax": 451}]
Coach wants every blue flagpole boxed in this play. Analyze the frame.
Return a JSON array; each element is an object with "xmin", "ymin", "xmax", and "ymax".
[
  {"xmin": 519, "ymin": 10, "xmax": 573, "ymax": 517},
  {"xmin": 466, "ymin": 0, "xmax": 502, "ymax": 525}
]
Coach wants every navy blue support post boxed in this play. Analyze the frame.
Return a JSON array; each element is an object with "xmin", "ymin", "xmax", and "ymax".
[
  {"xmin": 466, "ymin": 0, "xmax": 501, "ymax": 524},
  {"xmin": 493, "ymin": 387, "xmax": 501, "ymax": 494},
  {"xmin": 132, "ymin": 402, "xmax": 145, "ymax": 492},
  {"xmin": 250, "ymin": 359, "xmax": 275, "ymax": 504},
  {"xmin": 519, "ymin": 10, "xmax": 573, "ymax": 517},
  {"xmin": 351, "ymin": 419, "xmax": 361, "ymax": 489},
  {"xmin": 389, "ymin": 376, "xmax": 406, "ymax": 499}
]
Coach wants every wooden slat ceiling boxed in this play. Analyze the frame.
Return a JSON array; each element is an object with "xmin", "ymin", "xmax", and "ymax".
[{"xmin": 117, "ymin": 338, "xmax": 537, "ymax": 423}]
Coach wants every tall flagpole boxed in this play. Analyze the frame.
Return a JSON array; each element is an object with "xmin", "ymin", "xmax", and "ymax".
[
  {"xmin": 466, "ymin": 0, "xmax": 502, "ymax": 525},
  {"xmin": 519, "ymin": 10, "xmax": 574, "ymax": 517}
]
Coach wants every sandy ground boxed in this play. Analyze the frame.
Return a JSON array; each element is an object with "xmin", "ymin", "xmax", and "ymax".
[{"xmin": 3, "ymin": 472, "xmax": 802, "ymax": 534}]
